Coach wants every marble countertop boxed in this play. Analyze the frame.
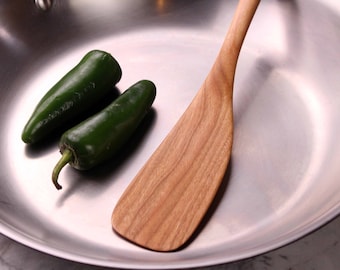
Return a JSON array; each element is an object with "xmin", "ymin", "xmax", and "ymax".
[{"xmin": 0, "ymin": 215, "xmax": 339, "ymax": 270}]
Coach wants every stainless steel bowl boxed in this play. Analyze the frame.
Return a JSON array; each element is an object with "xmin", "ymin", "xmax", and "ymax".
[{"xmin": 1, "ymin": 0, "xmax": 340, "ymax": 268}]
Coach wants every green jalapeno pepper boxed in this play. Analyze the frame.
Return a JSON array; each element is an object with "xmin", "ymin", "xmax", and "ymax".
[
  {"xmin": 22, "ymin": 50, "xmax": 122, "ymax": 144},
  {"xmin": 52, "ymin": 80, "xmax": 157, "ymax": 190}
]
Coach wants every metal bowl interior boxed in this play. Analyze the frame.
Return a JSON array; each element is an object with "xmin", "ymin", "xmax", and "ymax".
[{"xmin": 0, "ymin": 0, "xmax": 340, "ymax": 269}]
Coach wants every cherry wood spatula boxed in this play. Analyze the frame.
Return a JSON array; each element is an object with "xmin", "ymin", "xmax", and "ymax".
[{"xmin": 112, "ymin": 0, "xmax": 260, "ymax": 252}]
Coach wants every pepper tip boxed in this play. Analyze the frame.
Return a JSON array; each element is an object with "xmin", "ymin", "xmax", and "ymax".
[
  {"xmin": 52, "ymin": 149, "xmax": 73, "ymax": 190},
  {"xmin": 53, "ymin": 179, "xmax": 62, "ymax": 190}
]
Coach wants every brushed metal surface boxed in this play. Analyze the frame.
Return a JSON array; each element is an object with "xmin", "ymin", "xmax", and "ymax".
[{"xmin": 0, "ymin": 0, "xmax": 339, "ymax": 268}]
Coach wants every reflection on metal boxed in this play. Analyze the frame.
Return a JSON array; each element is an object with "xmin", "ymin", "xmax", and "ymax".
[
  {"xmin": 0, "ymin": 26, "xmax": 26, "ymax": 53},
  {"xmin": 34, "ymin": 0, "xmax": 53, "ymax": 11},
  {"xmin": 156, "ymin": 0, "xmax": 166, "ymax": 13}
]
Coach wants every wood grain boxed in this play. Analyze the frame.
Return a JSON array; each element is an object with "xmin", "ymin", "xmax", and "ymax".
[{"xmin": 112, "ymin": 0, "xmax": 260, "ymax": 252}]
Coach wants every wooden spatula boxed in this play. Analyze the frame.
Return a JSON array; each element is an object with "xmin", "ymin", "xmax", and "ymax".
[{"xmin": 112, "ymin": 0, "xmax": 260, "ymax": 252}]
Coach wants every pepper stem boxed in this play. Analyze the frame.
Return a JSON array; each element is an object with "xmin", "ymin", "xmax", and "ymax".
[{"xmin": 52, "ymin": 149, "xmax": 73, "ymax": 190}]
